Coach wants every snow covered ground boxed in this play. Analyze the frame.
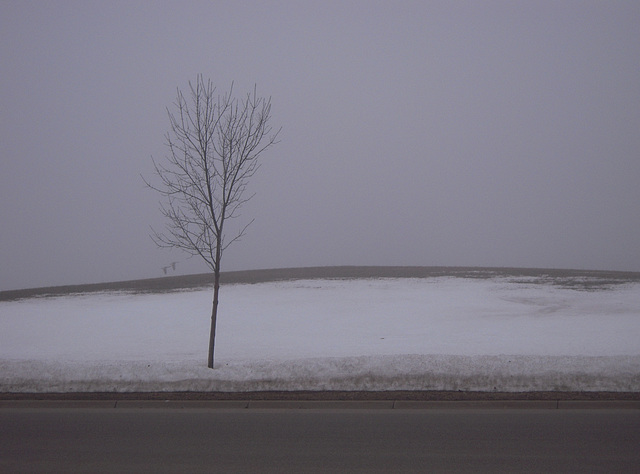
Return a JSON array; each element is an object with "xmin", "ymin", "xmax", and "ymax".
[{"xmin": 1, "ymin": 275, "xmax": 639, "ymax": 392}]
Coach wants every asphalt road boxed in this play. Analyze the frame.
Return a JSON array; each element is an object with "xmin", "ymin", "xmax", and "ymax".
[{"xmin": 2, "ymin": 407, "xmax": 639, "ymax": 473}]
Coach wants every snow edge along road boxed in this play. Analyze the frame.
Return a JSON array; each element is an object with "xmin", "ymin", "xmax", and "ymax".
[{"xmin": 2, "ymin": 355, "xmax": 639, "ymax": 393}]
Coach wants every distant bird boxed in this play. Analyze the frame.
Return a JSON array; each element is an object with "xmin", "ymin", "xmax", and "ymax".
[{"xmin": 161, "ymin": 262, "xmax": 178, "ymax": 275}]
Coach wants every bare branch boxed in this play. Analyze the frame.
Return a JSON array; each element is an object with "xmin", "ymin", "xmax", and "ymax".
[{"xmin": 144, "ymin": 75, "xmax": 278, "ymax": 271}]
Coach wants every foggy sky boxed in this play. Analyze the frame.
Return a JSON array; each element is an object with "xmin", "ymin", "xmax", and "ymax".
[{"xmin": 1, "ymin": 1, "xmax": 639, "ymax": 291}]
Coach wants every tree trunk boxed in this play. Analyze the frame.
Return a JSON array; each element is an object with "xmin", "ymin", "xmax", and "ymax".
[{"xmin": 207, "ymin": 270, "xmax": 220, "ymax": 369}]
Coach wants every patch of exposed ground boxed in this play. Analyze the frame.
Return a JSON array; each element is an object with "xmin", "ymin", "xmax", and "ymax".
[
  {"xmin": 2, "ymin": 266, "xmax": 639, "ymax": 301},
  {"xmin": 1, "ymin": 390, "xmax": 639, "ymax": 401}
]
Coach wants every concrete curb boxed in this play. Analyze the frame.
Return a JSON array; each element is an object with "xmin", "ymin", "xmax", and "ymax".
[
  {"xmin": 0, "ymin": 400, "xmax": 118, "ymax": 409},
  {"xmin": 393, "ymin": 400, "xmax": 559, "ymax": 409},
  {"xmin": 557, "ymin": 400, "xmax": 640, "ymax": 409},
  {"xmin": 2, "ymin": 399, "xmax": 639, "ymax": 409},
  {"xmin": 115, "ymin": 400, "xmax": 250, "ymax": 409},
  {"xmin": 247, "ymin": 400, "xmax": 394, "ymax": 409}
]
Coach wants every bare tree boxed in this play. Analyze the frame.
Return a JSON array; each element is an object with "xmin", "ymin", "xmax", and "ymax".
[{"xmin": 145, "ymin": 75, "xmax": 279, "ymax": 368}]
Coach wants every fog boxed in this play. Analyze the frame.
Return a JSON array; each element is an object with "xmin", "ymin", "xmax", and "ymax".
[{"xmin": 1, "ymin": 1, "xmax": 639, "ymax": 291}]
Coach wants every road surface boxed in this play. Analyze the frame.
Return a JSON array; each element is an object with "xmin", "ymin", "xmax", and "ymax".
[{"xmin": 1, "ymin": 406, "xmax": 639, "ymax": 473}]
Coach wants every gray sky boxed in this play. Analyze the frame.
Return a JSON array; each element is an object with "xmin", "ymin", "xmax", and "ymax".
[{"xmin": 1, "ymin": 1, "xmax": 639, "ymax": 291}]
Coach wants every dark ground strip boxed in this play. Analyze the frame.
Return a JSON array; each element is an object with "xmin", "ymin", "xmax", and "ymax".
[
  {"xmin": 2, "ymin": 265, "xmax": 640, "ymax": 301},
  {"xmin": 1, "ymin": 391, "xmax": 639, "ymax": 401}
]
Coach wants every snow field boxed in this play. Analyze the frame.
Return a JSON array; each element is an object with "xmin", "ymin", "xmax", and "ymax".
[{"xmin": 1, "ymin": 277, "xmax": 639, "ymax": 392}]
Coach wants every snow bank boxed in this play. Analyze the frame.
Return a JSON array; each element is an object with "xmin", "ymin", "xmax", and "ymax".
[
  {"xmin": 2, "ymin": 355, "xmax": 639, "ymax": 393},
  {"xmin": 1, "ymin": 277, "xmax": 639, "ymax": 392}
]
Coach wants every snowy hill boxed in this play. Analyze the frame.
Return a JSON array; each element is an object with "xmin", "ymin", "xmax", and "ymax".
[{"xmin": 1, "ymin": 267, "xmax": 639, "ymax": 393}]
